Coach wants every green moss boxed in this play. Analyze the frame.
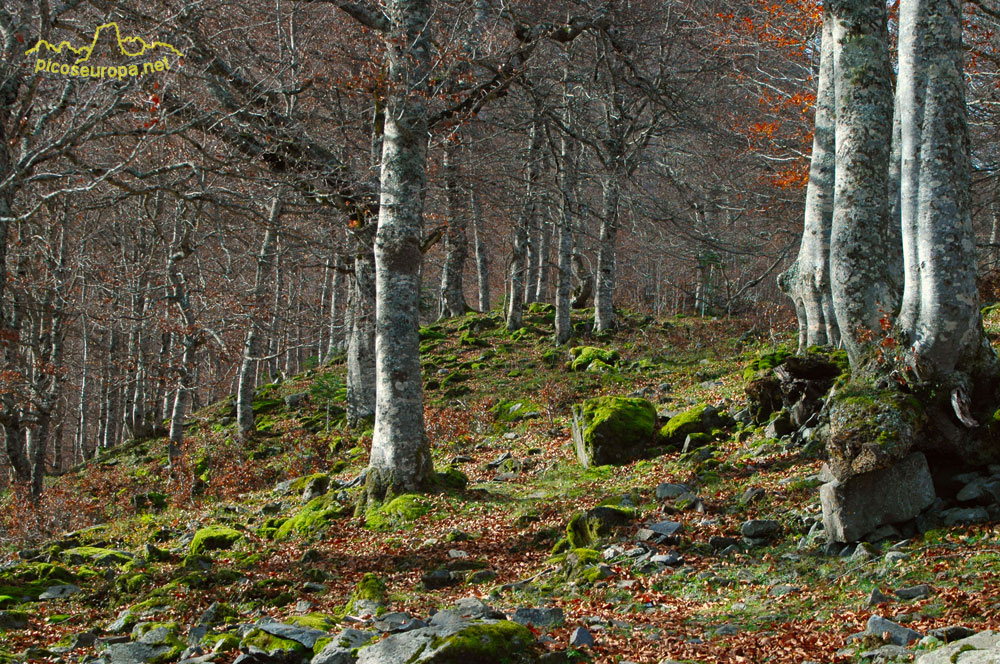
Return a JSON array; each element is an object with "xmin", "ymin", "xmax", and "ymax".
[
  {"xmin": 570, "ymin": 346, "xmax": 620, "ymax": 372},
  {"xmin": 659, "ymin": 403, "xmax": 710, "ymax": 445},
  {"xmin": 436, "ymin": 467, "xmax": 469, "ymax": 491},
  {"xmin": 428, "ymin": 621, "xmax": 538, "ymax": 664},
  {"xmin": 491, "ymin": 399, "xmax": 541, "ymax": 423},
  {"xmin": 364, "ymin": 494, "xmax": 430, "ymax": 530},
  {"xmin": 241, "ymin": 628, "xmax": 306, "ymax": 654},
  {"xmin": 344, "ymin": 573, "xmax": 386, "ymax": 615},
  {"xmin": 116, "ymin": 572, "xmax": 152, "ymax": 593},
  {"xmin": 202, "ymin": 632, "xmax": 240, "ymax": 652},
  {"xmin": 60, "ymin": 546, "xmax": 132, "ymax": 567},
  {"xmin": 130, "ymin": 622, "xmax": 186, "ymax": 662},
  {"xmin": 275, "ymin": 493, "xmax": 348, "ymax": 540},
  {"xmin": 566, "ymin": 513, "xmax": 598, "ymax": 549},
  {"xmin": 190, "ymin": 526, "xmax": 244, "ymax": 555},
  {"xmin": 286, "ymin": 613, "xmax": 337, "ymax": 631},
  {"xmin": 257, "ymin": 517, "xmax": 288, "ymax": 540},
  {"xmin": 574, "ymin": 396, "xmax": 656, "ymax": 466},
  {"xmin": 0, "ymin": 598, "xmax": 14, "ymax": 610},
  {"xmin": 419, "ymin": 326, "xmax": 447, "ymax": 341},
  {"xmin": 743, "ymin": 349, "xmax": 792, "ymax": 379},
  {"xmin": 287, "ymin": 473, "xmax": 330, "ymax": 494}
]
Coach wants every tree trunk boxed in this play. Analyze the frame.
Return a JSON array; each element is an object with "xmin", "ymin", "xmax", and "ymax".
[
  {"xmin": 779, "ymin": 9, "xmax": 839, "ymax": 351},
  {"xmin": 507, "ymin": 110, "xmax": 543, "ymax": 331},
  {"xmin": 534, "ymin": 218, "xmax": 551, "ymax": 303},
  {"xmin": 346, "ymin": 225, "xmax": 377, "ymax": 425},
  {"xmin": 237, "ymin": 195, "xmax": 281, "ymax": 438},
  {"xmin": 439, "ymin": 144, "xmax": 469, "ymax": 318},
  {"xmin": 471, "ymin": 189, "xmax": 490, "ymax": 312},
  {"xmin": 365, "ymin": 0, "xmax": 434, "ymax": 504},
  {"xmin": 898, "ymin": 0, "xmax": 996, "ymax": 384},
  {"xmin": 326, "ymin": 234, "xmax": 346, "ymax": 358},
  {"xmin": 594, "ymin": 171, "xmax": 621, "ymax": 332},
  {"xmin": 828, "ymin": 0, "xmax": 897, "ymax": 368},
  {"xmin": 555, "ymin": 82, "xmax": 578, "ymax": 345}
]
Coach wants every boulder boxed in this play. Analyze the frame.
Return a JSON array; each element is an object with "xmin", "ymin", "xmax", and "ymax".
[
  {"xmin": 915, "ymin": 630, "xmax": 1000, "ymax": 663},
  {"xmin": 825, "ymin": 387, "xmax": 925, "ymax": 482},
  {"xmin": 190, "ymin": 526, "xmax": 244, "ymax": 555},
  {"xmin": 356, "ymin": 620, "xmax": 538, "ymax": 664},
  {"xmin": 571, "ymin": 397, "xmax": 656, "ymax": 467},
  {"xmin": 658, "ymin": 404, "xmax": 726, "ymax": 447},
  {"xmin": 821, "ymin": 452, "xmax": 935, "ymax": 543}
]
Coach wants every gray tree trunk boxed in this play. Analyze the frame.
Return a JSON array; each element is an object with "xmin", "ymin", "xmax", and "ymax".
[
  {"xmin": 366, "ymin": 0, "xmax": 434, "ymax": 503},
  {"xmin": 471, "ymin": 189, "xmax": 491, "ymax": 312},
  {"xmin": 555, "ymin": 57, "xmax": 578, "ymax": 345},
  {"xmin": 779, "ymin": 10, "xmax": 839, "ymax": 351},
  {"xmin": 439, "ymin": 144, "xmax": 469, "ymax": 318},
  {"xmin": 534, "ymin": 219, "xmax": 551, "ymax": 303},
  {"xmin": 346, "ymin": 226, "xmax": 377, "ymax": 425},
  {"xmin": 326, "ymin": 235, "xmax": 346, "ymax": 359},
  {"xmin": 828, "ymin": 0, "xmax": 897, "ymax": 368},
  {"xmin": 237, "ymin": 195, "xmax": 281, "ymax": 438},
  {"xmin": 594, "ymin": 171, "xmax": 621, "ymax": 332},
  {"xmin": 898, "ymin": 0, "xmax": 994, "ymax": 382},
  {"xmin": 507, "ymin": 110, "xmax": 543, "ymax": 331}
]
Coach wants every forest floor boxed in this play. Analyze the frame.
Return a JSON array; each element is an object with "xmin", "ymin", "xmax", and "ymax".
[{"xmin": 2, "ymin": 305, "xmax": 1000, "ymax": 664}]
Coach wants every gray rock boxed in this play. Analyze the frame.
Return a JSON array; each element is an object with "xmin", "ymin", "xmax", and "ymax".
[
  {"xmin": 421, "ymin": 569, "xmax": 457, "ymax": 590},
  {"xmin": 453, "ymin": 597, "xmax": 503, "ymax": 620},
  {"xmin": 646, "ymin": 521, "xmax": 683, "ymax": 538},
  {"xmin": 651, "ymin": 552, "xmax": 681, "ymax": 566},
  {"xmin": 570, "ymin": 626, "xmax": 595, "ymax": 647},
  {"xmin": 884, "ymin": 551, "xmax": 908, "ymax": 564},
  {"xmin": 373, "ymin": 612, "xmax": 426, "ymax": 634},
  {"xmin": 0, "ymin": 611, "xmax": 28, "ymax": 630},
  {"xmin": 311, "ymin": 645, "xmax": 354, "ymax": 664},
  {"xmin": 713, "ymin": 623, "xmax": 742, "ymax": 636},
  {"xmin": 258, "ymin": 621, "xmax": 329, "ymax": 648},
  {"xmin": 941, "ymin": 507, "xmax": 990, "ymax": 526},
  {"xmin": 740, "ymin": 520, "xmax": 780, "ymax": 538},
  {"xmin": 655, "ymin": 483, "xmax": 688, "ymax": 500},
  {"xmin": 769, "ymin": 584, "xmax": 799, "ymax": 597},
  {"xmin": 867, "ymin": 588, "xmax": 892, "ymax": 606},
  {"xmin": 865, "ymin": 614, "xmax": 923, "ymax": 646},
  {"xmin": 926, "ymin": 626, "xmax": 977, "ymax": 643},
  {"xmin": 302, "ymin": 475, "xmax": 330, "ymax": 503},
  {"xmin": 740, "ymin": 487, "xmax": 766, "ymax": 504},
  {"xmin": 895, "ymin": 584, "xmax": 932, "ymax": 600},
  {"xmin": 914, "ymin": 630, "xmax": 1000, "ymax": 663},
  {"xmin": 38, "ymin": 584, "xmax": 80, "ymax": 599},
  {"xmin": 858, "ymin": 644, "xmax": 911, "ymax": 660},
  {"xmin": 821, "ymin": 452, "xmax": 936, "ymax": 543},
  {"xmin": 356, "ymin": 621, "xmax": 536, "ymax": 664},
  {"xmin": 104, "ymin": 644, "xmax": 174, "ymax": 664},
  {"xmin": 284, "ymin": 392, "xmax": 308, "ymax": 409},
  {"xmin": 512, "ymin": 607, "xmax": 564, "ymax": 628}
]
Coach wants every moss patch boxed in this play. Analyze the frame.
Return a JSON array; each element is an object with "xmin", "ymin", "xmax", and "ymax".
[
  {"xmin": 190, "ymin": 526, "xmax": 244, "ymax": 555},
  {"xmin": 275, "ymin": 493, "xmax": 348, "ymax": 540},
  {"xmin": 572, "ymin": 396, "xmax": 656, "ymax": 466},
  {"xmin": 570, "ymin": 346, "xmax": 620, "ymax": 372},
  {"xmin": 429, "ymin": 620, "xmax": 539, "ymax": 663},
  {"xmin": 365, "ymin": 494, "xmax": 431, "ymax": 530}
]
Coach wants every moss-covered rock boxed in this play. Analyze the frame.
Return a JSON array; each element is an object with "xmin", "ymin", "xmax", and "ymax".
[
  {"xmin": 491, "ymin": 399, "xmax": 541, "ymax": 423},
  {"xmin": 571, "ymin": 396, "xmax": 656, "ymax": 467},
  {"xmin": 569, "ymin": 346, "xmax": 620, "ymax": 372},
  {"xmin": 743, "ymin": 349, "xmax": 793, "ymax": 379},
  {"xmin": 275, "ymin": 493, "xmax": 348, "ymax": 540},
  {"xmin": 344, "ymin": 573, "xmax": 386, "ymax": 615},
  {"xmin": 364, "ymin": 494, "xmax": 431, "ymax": 530},
  {"xmin": 659, "ymin": 403, "xmax": 727, "ymax": 447},
  {"xmin": 435, "ymin": 467, "xmax": 469, "ymax": 491},
  {"xmin": 826, "ymin": 384, "xmax": 926, "ymax": 481},
  {"xmin": 241, "ymin": 628, "xmax": 307, "ymax": 655},
  {"xmin": 190, "ymin": 526, "xmax": 244, "ymax": 555},
  {"xmin": 60, "ymin": 546, "xmax": 133, "ymax": 567},
  {"xmin": 427, "ymin": 621, "xmax": 539, "ymax": 663}
]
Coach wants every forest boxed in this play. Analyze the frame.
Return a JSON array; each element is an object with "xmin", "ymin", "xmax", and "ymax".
[{"xmin": 4, "ymin": 0, "xmax": 1000, "ymax": 663}]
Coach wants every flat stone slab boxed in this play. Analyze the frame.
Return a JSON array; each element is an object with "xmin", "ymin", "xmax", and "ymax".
[
  {"xmin": 821, "ymin": 452, "xmax": 935, "ymax": 543},
  {"xmin": 915, "ymin": 630, "xmax": 1000, "ymax": 663}
]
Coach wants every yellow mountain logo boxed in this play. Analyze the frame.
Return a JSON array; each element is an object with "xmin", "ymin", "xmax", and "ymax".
[{"xmin": 28, "ymin": 22, "xmax": 182, "ymax": 80}]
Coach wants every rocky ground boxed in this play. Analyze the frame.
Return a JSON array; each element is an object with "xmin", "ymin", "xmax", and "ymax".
[{"xmin": 3, "ymin": 305, "xmax": 1000, "ymax": 664}]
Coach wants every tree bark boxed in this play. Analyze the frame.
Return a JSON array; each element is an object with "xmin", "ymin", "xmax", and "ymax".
[
  {"xmin": 594, "ymin": 171, "xmax": 621, "ymax": 332},
  {"xmin": 779, "ymin": 9, "xmax": 839, "ymax": 351},
  {"xmin": 828, "ymin": 0, "xmax": 897, "ymax": 367},
  {"xmin": 471, "ymin": 189, "xmax": 491, "ymax": 312},
  {"xmin": 555, "ymin": 55, "xmax": 578, "ymax": 345},
  {"xmin": 237, "ymin": 195, "xmax": 281, "ymax": 438},
  {"xmin": 507, "ymin": 109, "xmax": 543, "ymax": 331},
  {"xmin": 346, "ymin": 225, "xmax": 377, "ymax": 425},
  {"xmin": 898, "ymin": 0, "xmax": 995, "ymax": 383},
  {"xmin": 366, "ymin": 0, "xmax": 434, "ymax": 503},
  {"xmin": 439, "ymin": 144, "xmax": 470, "ymax": 318}
]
